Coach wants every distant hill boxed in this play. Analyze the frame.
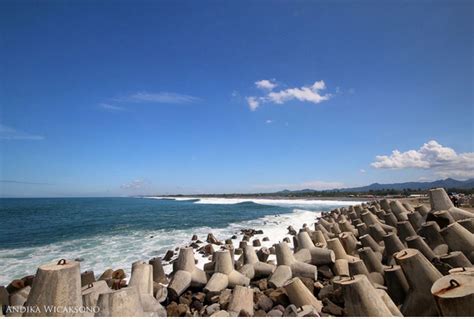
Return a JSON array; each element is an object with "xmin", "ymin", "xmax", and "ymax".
[{"xmin": 275, "ymin": 178, "xmax": 474, "ymax": 194}]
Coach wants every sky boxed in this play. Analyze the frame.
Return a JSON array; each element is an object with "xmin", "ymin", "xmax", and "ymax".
[{"xmin": 0, "ymin": 0, "xmax": 473, "ymax": 197}]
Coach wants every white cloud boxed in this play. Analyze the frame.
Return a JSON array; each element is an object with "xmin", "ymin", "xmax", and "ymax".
[
  {"xmin": 99, "ymin": 103, "xmax": 125, "ymax": 111},
  {"xmin": 265, "ymin": 119, "xmax": 273, "ymax": 124},
  {"xmin": 246, "ymin": 97, "xmax": 260, "ymax": 111},
  {"xmin": 245, "ymin": 79, "xmax": 332, "ymax": 110},
  {"xmin": 255, "ymin": 79, "xmax": 277, "ymax": 91},
  {"xmin": 371, "ymin": 140, "xmax": 474, "ymax": 178},
  {"xmin": 253, "ymin": 180, "xmax": 344, "ymax": 191},
  {"xmin": 359, "ymin": 169, "xmax": 366, "ymax": 173},
  {"xmin": 120, "ymin": 179, "xmax": 149, "ymax": 190},
  {"xmin": 116, "ymin": 92, "xmax": 200, "ymax": 104},
  {"xmin": 0, "ymin": 124, "xmax": 44, "ymax": 140}
]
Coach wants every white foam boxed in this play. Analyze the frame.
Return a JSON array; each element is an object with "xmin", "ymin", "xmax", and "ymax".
[{"xmin": 0, "ymin": 198, "xmax": 363, "ymax": 285}]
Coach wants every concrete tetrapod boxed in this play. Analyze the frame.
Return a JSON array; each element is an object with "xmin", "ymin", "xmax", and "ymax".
[
  {"xmin": 458, "ymin": 217, "xmax": 474, "ymax": 233},
  {"xmin": 268, "ymin": 242, "xmax": 317, "ymax": 288},
  {"xmin": 383, "ymin": 265, "xmax": 409, "ymax": 306},
  {"xmin": 149, "ymin": 257, "xmax": 168, "ymax": 284},
  {"xmin": 389, "ymin": 200, "xmax": 409, "ymax": 221},
  {"xmin": 382, "ymin": 232, "xmax": 405, "ymax": 265},
  {"xmin": 429, "ymin": 188, "xmax": 474, "ymax": 220},
  {"xmin": 81, "ymin": 280, "xmax": 111, "ymax": 309},
  {"xmin": 128, "ymin": 261, "xmax": 166, "ymax": 316},
  {"xmin": 296, "ymin": 231, "xmax": 336, "ymax": 266},
  {"xmin": 418, "ymin": 221, "xmax": 449, "ymax": 256},
  {"xmin": 440, "ymin": 222, "xmax": 474, "ymax": 263},
  {"xmin": 25, "ymin": 259, "xmax": 82, "ymax": 317},
  {"xmin": 168, "ymin": 247, "xmax": 208, "ymax": 299},
  {"xmin": 227, "ymin": 285, "xmax": 254, "ymax": 316},
  {"xmin": 394, "ymin": 248, "xmax": 442, "ymax": 316},
  {"xmin": 440, "ymin": 251, "xmax": 473, "ymax": 268},
  {"xmin": 95, "ymin": 286, "xmax": 144, "ymax": 317},
  {"xmin": 405, "ymin": 235, "xmax": 437, "ymax": 261},
  {"xmin": 238, "ymin": 245, "xmax": 275, "ymax": 280},
  {"xmin": 335, "ymin": 274, "xmax": 392, "ymax": 316},
  {"xmin": 431, "ymin": 273, "xmax": 474, "ymax": 316},
  {"xmin": 204, "ymin": 250, "xmax": 250, "ymax": 293},
  {"xmin": 284, "ymin": 277, "xmax": 323, "ymax": 313},
  {"xmin": 376, "ymin": 289, "xmax": 403, "ymax": 316}
]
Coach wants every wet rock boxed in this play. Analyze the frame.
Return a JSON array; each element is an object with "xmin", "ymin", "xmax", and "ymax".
[
  {"xmin": 6, "ymin": 279, "xmax": 24, "ymax": 294},
  {"xmin": 193, "ymin": 292, "xmax": 206, "ymax": 303},
  {"xmin": 21, "ymin": 275, "xmax": 34, "ymax": 287},
  {"xmin": 177, "ymin": 303, "xmax": 189, "ymax": 316},
  {"xmin": 225, "ymin": 239, "xmax": 233, "ymax": 245},
  {"xmin": 190, "ymin": 242, "xmax": 199, "ymax": 249},
  {"xmin": 243, "ymin": 235, "xmax": 251, "ymax": 242},
  {"xmin": 253, "ymin": 239, "xmax": 262, "ymax": 247},
  {"xmin": 256, "ymin": 294, "xmax": 273, "ymax": 312},
  {"xmin": 163, "ymin": 250, "xmax": 174, "ymax": 261},
  {"xmin": 190, "ymin": 299, "xmax": 203, "ymax": 312},
  {"xmin": 198, "ymin": 244, "xmax": 215, "ymax": 257},
  {"xmin": 192, "ymin": 234, "xmax": 198, "ymax": 241},
  {"xmin": 257, "ymin": 247, "xmax": 270, "ymax": 262},
  {"xmin": 263, "ymin": 237, "xmax": 270, "ymax": 241},
  {"xmin": 112, "ymin": 269, "xmax": 125, "ymax": 280},
  {"xmin": 256, "ymin": 230, "xmax": 264, "ymax": 235},
  {"xmin": 234, "ymin": 248, "xmax": 243, "ymax": 255},
  {"xmin": 166, "ymin": 302, "xmax": 180, "ymax": 317},
  {"xmin": 207, "ymin": 233, "xmax": 222, "ymax": 245},
  {"xmin": 283, "ymin": 237, "xmax": 291, "ymax": 243},
  {"xmin": 288, "ymin": 226, "xmax": 297, "ymax": 236}
]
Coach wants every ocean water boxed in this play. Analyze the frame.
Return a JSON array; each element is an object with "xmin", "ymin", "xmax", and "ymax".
[{"xmin": 0, "ymin": 197, "xmax": 362, "ymax": 285}]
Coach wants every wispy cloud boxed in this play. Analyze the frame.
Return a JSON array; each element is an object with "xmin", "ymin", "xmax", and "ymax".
[
  {"xmin": 99, "ymin": 103, "xmax": 125, "ymax": 111},
  {"xmin": 253, "ymin": 180, "xmax": 344, "ymax": 191},
  {"xmin": 116, "ymin": 92, "xmax": 200, "ymax": 104},
  {"xmin": 120, "ymin": 179, "xmax": 150, "ymax": 190},
  {"xmin": 0, "ymin": 124, "xmax": 44, "ymax": 140},
  {"xmin": 371, "ymin": 140, "xmax": 474, "ymax": 178},
  {"xmin": 359, "ymin": 169, "xmax": 366, "ymax": 174},
  {"xmin": 245, "ymin": 79, "xmax": 332, "ymax": 111},
  {"xmin": 265, "ymin": 119, "xmax": 273, "ymax": 124}
]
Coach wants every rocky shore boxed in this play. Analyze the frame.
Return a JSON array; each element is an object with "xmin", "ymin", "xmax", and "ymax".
[{"xmin": 1, "ymin": 188, "xmax": 474, "ymax": 317}]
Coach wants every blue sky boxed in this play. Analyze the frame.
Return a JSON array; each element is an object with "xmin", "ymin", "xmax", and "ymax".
[{"xmin": 1, "ymin": 0, "xmax": 473, "ymax": 197}]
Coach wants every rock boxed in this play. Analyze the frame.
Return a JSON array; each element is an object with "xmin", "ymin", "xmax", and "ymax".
[
  {"xmin": 253, "ymin": 239, "xmax": 262, "ymax": 247},
  {"xmin": 231, "ymin": 235, "xmax": 237, "ymax": 239},
  {"xmin": 243, "ymin": 235, "xmax": 251, "ymax": 242},
  {"xmin": 256, "ymin": 230, "xmax": 264, "ymax": 235},
  {"xmin": 297, "ymin": 304, "xmax": 319, "ymax": 317},
  {"xmin": 234, "ymin": 248, "xmax": 243, "ymax": 255},
  {"xmin": 193, "ymin": 292, "xmax": 206, "ymax": 303},
  {"xmin": 206, "ymin": 303, "xmax": 221, "ymax": 316},
  {"xmin": 198, "ymin": 244, "xmax": 215, "ymax": 257},
  {"xmin": 318, "ymin": 265, "xmax": 333, "ymax": 279},
  {"xmin": 254, "ymin": 309, "xmax": 267, "ymax": 316},
  {"xmin": 98, "ymin": 269, "xmax": 113, "ymax": 280},
  {"xmin": 283, "ymin": 237, "xmax": 291, "ymax": 243},
  {"xmin": 207, "ymin": 233, "xmax": 222, "ymax": 245},
  {"xmin": 6, "ymin": 279, "xmax": 24, "ymax": 294},
  {"xmin": 257, "ymin": 247, "xmax": 270, "ymax": 262},
  {"xmin": 267, "ymin": 309, "xmax": 284, "ymax": 317},
  {"xmin": 263, "ymin": 237, "xmax": 270, "ymax": 241},
  {"xmin": 166, "ymin": 302, "xmax": 180, "ymax": 317},
  {"xmin": 257, "ymin": 278, "xmax": 268, "ymax": 291},
  {"xmin": 163, "ymin": 250, "xmax": 174, "ymax": 261},
  {"xmin": 269, "ymin": 247, "xmax": 276, "ymax": 254},
  {"xmin": 21, "ymin": 275, "xmax": 35, "ymax": 287},
  {"xmin": 283, "ymin": 304, "xmax": 299, "ymax": 316},
  {"xmin": 192, "ymin": 234, "xmax": 198, "ymax": 241},
  {"xmin": 314, "ymin": 281, "xmax": 324, "ymax": 295},
  {"xmin": 190, "ymin": 242, "xmax": 199, "ymax": 249},
  {"xmin": 318, "ymin": 284, "xmax": 334, "ymax": 300},
  {"xmin": 218, "ymin": 288, "xmax": 232, "ymax": 308},
  {"xmin": 190, "ymin": 299, "xmax": 203, "ymax": 311},
  {"xmin": 288, "ymin": 226, "xmax": 297, "ymax": 236},
  {"xmin": 257, "ymin": 294, "xmax": 273, "ymax": 312},
  {"xmin": 112, "ymin": 269, "xmax": 125, "ymax": 280},
  {"xmin": 268, "ymin": 288, "xmax": 290, "ymax": 307},
  {"xmin": 177, "ymin": 303, "xmax": 189, "ymax": 316},
  {"xmin": 322, "ymin": 298, "xmax": 344, "ymax": 316},
  {"xmin": 225, "ymin": 239, "xmax": 233, "ymax": 245},
  {"xmin": 210, "ymin": 310, "xmax": 229, "ymax": 317}
]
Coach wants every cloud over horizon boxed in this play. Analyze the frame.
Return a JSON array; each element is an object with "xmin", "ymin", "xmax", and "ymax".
[
  {"xmin": 371, "ymin": 140, "xmax": 474, "ymax": 178},
  {"xmin": 117, "ymin": 92, "xmax": 200, "ymax": 104},
  {"xmin": 246, "ymin": 79, "xmax": 332, "ymax": 111}
]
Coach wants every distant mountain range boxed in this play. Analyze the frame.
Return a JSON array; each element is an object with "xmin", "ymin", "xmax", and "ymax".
[{"xmin": 277, "ymin": 178, "xmax": 474, "ymax": 194}]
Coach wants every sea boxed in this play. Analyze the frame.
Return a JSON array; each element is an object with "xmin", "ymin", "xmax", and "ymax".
[{"xmin": 0, "ymin": 196, "xmax": 362, "ymax": 285}]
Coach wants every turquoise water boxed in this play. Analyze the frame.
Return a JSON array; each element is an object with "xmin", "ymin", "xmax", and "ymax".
[{"xmin": 0, "ymin": 197, "xmax": 361, "ymax": 285}]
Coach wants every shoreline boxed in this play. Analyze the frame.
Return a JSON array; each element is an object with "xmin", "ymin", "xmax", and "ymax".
[{"xmin": 2, "ymin": 189, "xmax": 473, "ymax": 317}]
